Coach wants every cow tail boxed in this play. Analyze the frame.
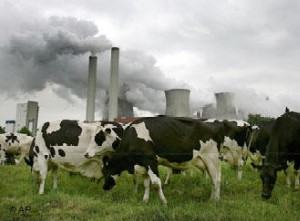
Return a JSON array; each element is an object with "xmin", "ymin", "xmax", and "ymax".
[{"xmin": 24, "ymin": 138, "xmax": 35, "ymax": 170}]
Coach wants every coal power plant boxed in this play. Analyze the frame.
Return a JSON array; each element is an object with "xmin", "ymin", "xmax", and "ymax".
[{"xmin": 84, "ymin": 47, "xmax": 242, "ymax": 121}]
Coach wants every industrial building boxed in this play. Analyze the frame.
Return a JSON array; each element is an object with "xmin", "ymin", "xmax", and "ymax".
[
  {"xmin": 5, "ymin": 120, "xmax": 15, "ymax": 133},
  {"xmin": 15, "ymin": 101, "xmax": 39, "ymax": 135}
]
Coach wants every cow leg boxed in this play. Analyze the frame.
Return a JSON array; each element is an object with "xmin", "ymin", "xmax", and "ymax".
[
  {"xmin": 196, "ymin": 141, "xmax": 221, "ymax": 201},
  {"xmin": 16, "ymin": 153, "xmax": 25, "ymax": 165},
  {"xmin": 147, "ymin": 165, "xmax": 167, "ymax": 204},
  {"xmin": 52, "ymin": 166, "xmax": 59, "ymax": 190},
  {"xmin": 143, "ymin": 177, "xmax": 151, "ymax": 203},
  {"xmin": 133, "ymin": 175, "xmax": 138, "ymax": 193},
  {"xmin": 133, "ymin": 165, "xmax": 147, "ymax": 193},
  {"xmin": 207, "ymin": 158, "xmax": 221, "ymax": 200},
  {"xmin": 237, "ymin": 166, "xmax": 243, "ymax": 180},
  {"xmin": 295, "ymin": 169, "xmax": 300, "ymax": 190},
  {"xmin": 284, "ymin": 169, "xmax": 292, "ymax": 187},
  {"xmin": 164, "ymin": 167, "xmax": 172, "ymax": 185},
  {"xmin": 38, "ymin": 162, "xmax": 48, "ymax": 194}
]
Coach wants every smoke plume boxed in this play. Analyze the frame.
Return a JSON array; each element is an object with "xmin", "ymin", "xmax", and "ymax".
[{"xmin": 0, "ymin": 16, "xmax": 188, "ymax": 117}]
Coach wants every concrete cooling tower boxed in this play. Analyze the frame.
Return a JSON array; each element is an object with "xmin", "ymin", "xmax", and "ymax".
[
  {"xmin": 215, "ymin": 92, "xmax": 237, "ymax": 120},
  {"xmin": 202, "ymin": 103, "xmax": 217, "ymax": 119},
  {"xmin": 165, "ymin": 89, "xmax": 191, "ymax": 117}
]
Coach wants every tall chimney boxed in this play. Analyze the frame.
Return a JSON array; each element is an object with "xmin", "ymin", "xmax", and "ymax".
[
  {"xmin": 86, "ymin": 55, "xmax": 97, "ymax": 122},
  {"xmin": 165, "ymin": 89, "xmax": 191, "ymax": 117},
  {"xmin": 108, "ymin": 47, "xmax": 120, "ymax": 121}
]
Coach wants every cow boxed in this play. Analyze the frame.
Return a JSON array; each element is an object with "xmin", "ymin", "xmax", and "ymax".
[
  {"xmin": 0, "ymin": 132, "xmax": 34, "ymax": 165},
  {"xmin": 260, "ymin": 110, "xmax": 300, "ymax": 199},
  {"xmin": 161, "ymin": 119, "xmax": 253, "ymax": 183},
  {"xmin": 205, "ymin": 119, "xmax": 252, "ymax": 180},
  {"xmin": 249, "ymin": 119, "xmax": 299, "ymax": 188},
  {"xmin": 29, "ymin": 120, "xmax": 122, "ymax": 194},
  {"xmin": 101, "ymin": 116, "xmax": 254, "ymax": 204}
]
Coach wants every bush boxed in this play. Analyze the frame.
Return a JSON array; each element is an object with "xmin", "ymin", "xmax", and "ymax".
[
  {"xmin": 18, "ymin": 127, "xmax": 32, "ymax": 136},
  {"xmin": 0, "ymin": 126, "xmax": 5, "ymax": 134},
  {"xmin": 247, "ymin": 114, "xmax": 274, "ymax": 127}
]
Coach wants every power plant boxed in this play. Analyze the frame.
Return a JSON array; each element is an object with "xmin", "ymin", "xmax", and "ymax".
[
  {"xmin": 82, "ymin": 47, "xmax": 241, "ymax": 122},
  {"xmin": 165, "ymin": 89, "xmax": 191, "ymax": 117}
]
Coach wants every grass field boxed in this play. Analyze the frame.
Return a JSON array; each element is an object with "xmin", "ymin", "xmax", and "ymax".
[{"xmin": 1, "ymin": 162, "xmax": 300, "ymax": 221}]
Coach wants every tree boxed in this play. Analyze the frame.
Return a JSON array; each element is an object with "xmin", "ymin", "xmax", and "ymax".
[
  {"xmin": 18, "ymin": 127, "xmax": 32, "ymax": 136},
  {"xmin": 0, "ymin": 126, "xmax": 5, "ymax": 134},
  {"xmin": 247, "ymin": 114, "xmax": 274, "ymax": 127}
]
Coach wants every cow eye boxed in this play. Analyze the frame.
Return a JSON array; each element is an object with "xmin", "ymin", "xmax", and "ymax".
[{"xmin": 105, "ymin": 128, "xmax": 111, "ymax": 134}]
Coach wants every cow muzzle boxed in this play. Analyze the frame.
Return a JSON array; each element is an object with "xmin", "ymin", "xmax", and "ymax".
[{"xmin": 103, "ymin": 176, "xmax": 116, "ymax": 191}]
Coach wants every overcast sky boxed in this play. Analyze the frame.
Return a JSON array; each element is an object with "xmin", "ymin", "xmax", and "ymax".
[{"xmin": 1, "ymin": 0, "xmax": 300, "ymax": 127}]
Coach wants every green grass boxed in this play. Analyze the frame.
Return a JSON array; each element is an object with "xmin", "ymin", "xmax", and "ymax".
[{"xmin": 0, "ymin": 163, "xmax": 300, "ymax": 221}]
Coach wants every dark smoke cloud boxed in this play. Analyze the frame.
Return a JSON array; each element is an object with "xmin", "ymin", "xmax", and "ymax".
[{"xmin": 0, "ymin": 15, "xmax": 188, "ymax": 116}]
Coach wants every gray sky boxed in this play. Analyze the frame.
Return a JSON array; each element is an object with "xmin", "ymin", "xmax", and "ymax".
[{"xmin": 1, "ymin": 0, "xmax": 300, "ymax": 126}]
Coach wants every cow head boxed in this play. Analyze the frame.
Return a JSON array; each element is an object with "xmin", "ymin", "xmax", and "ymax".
[
  {"xmin": 260, "ymin": 164, "xmax": 284, "ymax": 199},
  {"xmin": 85, "ymin": 124, "xmax": 122, "ymax": 158}
]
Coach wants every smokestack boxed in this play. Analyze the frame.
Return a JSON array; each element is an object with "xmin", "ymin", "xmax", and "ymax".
[
  {"xmin": 215, "ymin": 92, "xmax": 237, "ymax": 120},
  {"xmin": 108, "ymin": 47, "xmax": 120, "ymax": 121},
  {"xmin": 165, "ymin": 89, "xmax": 191, "ymax": 117},
  {"xmin": 86, "ymin": 55, "xmax": 97, "ymax": 122}
]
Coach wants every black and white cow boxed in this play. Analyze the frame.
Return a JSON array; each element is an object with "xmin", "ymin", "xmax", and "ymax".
[
  {"xmin": 102, "ymin": 116, "xmax": 254, "ymax": 204},
  {"xmin": 30, "ymin": 120, "xmax": 122, "ymax": 194},
  {"xmin": 205, "ymin": 119, "xmax": 253, "ymax": 180},
  {"xmin": 0, "ymin": 132, "xmax": 34, "ymax": 165},
  {"xmin": 260, "ymin": 110, "xmax": 300, "ymax": 199},
  {"xmin": 162, "ymin": 119, "xmax": 253, "ymax": 183}
]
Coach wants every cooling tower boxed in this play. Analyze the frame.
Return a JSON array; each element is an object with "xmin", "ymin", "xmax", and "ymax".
[
  {"xmin": 86, "ymin": 55, "xmax": 97, "ymax": 122},
  {"xmin": 215, "ymin": 92, "xmax": 237, "ymax": 120},
  {"xmin": 108, "ymin": 47, "xmax": 120, "ymax": 121},
  {"xmin": 165, "ymin": 89, "xmax": 191, "ymax": 117},
  {"xmin": 202, "ymin": 104, "xmax": 217, "ymax": 119}
]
